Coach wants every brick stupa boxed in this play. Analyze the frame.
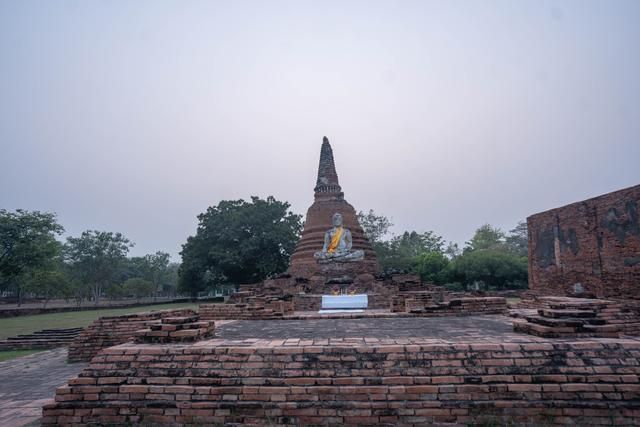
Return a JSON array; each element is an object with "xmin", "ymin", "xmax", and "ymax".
[{"xmin": 288, "ymin": 137, "xmax": 379, "ymax": 279}]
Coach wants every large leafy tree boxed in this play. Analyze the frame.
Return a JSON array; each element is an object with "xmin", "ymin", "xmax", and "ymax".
[
  {"xmin": 378, "ymin": 230, "xmax": 446, "ymax": 270},
  {"xmin": 450, "ymin": 249, "xmax": 528, "ymax": 290},
  {"xmin": 464, "ymin": 224, "xmax": 506, "ymax": 252},
  {"xmin": 505, "ymin": 221, "xmax": 529, "ymax": 257},
  {"xmin": 414, "ymin": 251, "xmax": 450, "ymax": 284},
  {"xmin": 179, "ymin": 196, "xmax": 302, "ymax": 297},
  {"xmin": 65, "ymin": 231, "xmax": 133, "ymax": 305},
  {"xmin": 123, "ymin": 277, "xmax": 155, "ymax": 302},
  {"xmin": 128, "ymin": 251, "xmax": 171, "ymax": 299},
  {"xmin": 0, "ymin": 210, "xmax": 64, "ymax": 304},
  {"xmin": 357, "ymin": 209, "xmax": 393, "ymax": 244}
]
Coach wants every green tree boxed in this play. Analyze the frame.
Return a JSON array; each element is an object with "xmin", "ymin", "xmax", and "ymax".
[
  {"xmin": 22, "ymin": 267, "xmax": 70, "ymax": 308},
  {"xmin": 444, "ymin": 241, "xmax": 461, "ymax": 259},
  {"xmin": 0, "ymin": 210, "xmax": 64, "ymax": 305},
  {"xmin": 451, "ymin": 249, "xmax": 527, "ymax": 290},
  {"xmin": 179, "ymin": 196, "xmax": 302, "ymax": 297},
  {"xmin": 165, "ymin": 262, "xmax": 180, "ymax": 296},
  {"xmin": 65, "ymin": 231, "xmax": 133, "ymax": 305},
  {"xmin": 123, "ymin": 277, "xmax": 154, "ymax": 302},
  {"xmin": 505, "ymin": 221, "xmax": 528, "ymax": 257},
  {"xmin": 357, "ymin": 210, "xmax": 393, "ymax": 244},
  {"xmin": 128, "ymin": 252, "xmax": 171, "ymax": 300},
  {"xmin": 414, "ymin": 251, "xmax": 450, "ymax": 284},
  {"xmin": 464, "ymin": 224, "xmax": 506, "ymax": 252},
  {"xmin": 378, "ymin": 231, "xmax": 445, "ymax": 271}
]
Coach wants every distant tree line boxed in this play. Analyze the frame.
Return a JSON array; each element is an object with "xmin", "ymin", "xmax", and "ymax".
[
  {"xmin": 357, "ymin": 209, "xmax": 528, "ymax": 291},
  {"xmin": 0, "ymin": 209, "xmax": 179, "ymax": 307},
  {"xmin": 2, "ymin": 200, "xmax": 529, "ymax": 304}
]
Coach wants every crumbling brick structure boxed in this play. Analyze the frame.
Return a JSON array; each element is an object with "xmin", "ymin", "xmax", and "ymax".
[
  {"xmin": 134, "ymin": 315, "xmax": 215, "ymax": 344},
  {"xmin": 67, "ymin": 308, "xmax": 195, "ymax": 362},
  {"xmin": 528, "ymin": 184, "xmax": 640, "ymax": 299},
  {"xmin": 513, "ymin": 296, "xmax": 640, "ymax": 337}
]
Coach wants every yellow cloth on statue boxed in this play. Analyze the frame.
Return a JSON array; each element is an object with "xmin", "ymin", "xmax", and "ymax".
[{"xmin": 327, "ymin": 227, "xmax": 343, "ymax": 253}]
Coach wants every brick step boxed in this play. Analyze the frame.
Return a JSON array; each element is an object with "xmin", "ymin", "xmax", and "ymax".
[
  {"xmin": 537, "ymin": 309, "xmax": 596, "ymax": 318},
  {"xmin": 7, "ymin": 336, "xmax": 77, "ymax": 341},
  {"xmin": 40, "ymin": 328, "xmax": 84, "ymax": 333},
  {"xmin": 11, "ymin": 330, "xmax": 81, "ymax": 337},
  {"xmin": 0, "ymin": 338, "xmax": 74, "ymax": 348},
  {"xmin": 162, "ymin": 316, "xmax": 200, "ymax": 324},
  {"xmin": 546, "ymin": 302, "xmax": 610, "ymax": 310},
  {"xmin": 512, "ymin": 320, "xmax": 574, "ymax": 338},
  {"xmin": 524, "ymin": 316, "xmax": 585, "ymax": 328},
  {"xmin": 581, "ymin": 324, "xmax": 624, "ymax": 333}
]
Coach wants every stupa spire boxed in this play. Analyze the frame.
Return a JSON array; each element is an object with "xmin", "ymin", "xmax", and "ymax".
[{"xmin": 314, "ymin": 136, "xmax": 343, "ymax": 199}]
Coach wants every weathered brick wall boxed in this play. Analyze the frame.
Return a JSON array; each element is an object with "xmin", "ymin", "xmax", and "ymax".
[
  {"xmin": 391, "ymin": 295, "xmax": 507, "ymax": 315},
  {"xmin": 198, "ymin": 303, "xmax": 284, "ymax": 320},
  {"xmin": 43, "ymin": 340, "xmax": 640, "ymax": 426},
  {"xmin": 67, "ymin": 309, "xmax": 195, "ymax": 362},
  {"xmin": 292, "ymin": 294, "xmax": 321, "ymax": 311},
  {"xmin": 528, "ymin": 184, "xmax": 640, "ymax": 299}
]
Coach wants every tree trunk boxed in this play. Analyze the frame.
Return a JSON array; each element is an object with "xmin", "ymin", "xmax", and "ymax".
[{"xmin": 93, "ymin": 283, "xmax": 101, "ymax": 306}]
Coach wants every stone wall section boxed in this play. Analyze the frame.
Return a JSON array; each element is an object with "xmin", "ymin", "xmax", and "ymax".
[
  {"xmin": 43, "ymin": 340, "xmax": 640, "ymax": 426},
  {"xmin": 528, "ymin": 184, "xmax": 640, "ymax": 299},
  {"xmin": 67, "ymin": 309, "xmax": 195, "ymax": 362}
]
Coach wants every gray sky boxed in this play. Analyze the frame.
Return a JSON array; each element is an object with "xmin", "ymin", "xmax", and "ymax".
[{"xmin": 1, "ymin": 0, "xmax": 639, "ymax": 260}]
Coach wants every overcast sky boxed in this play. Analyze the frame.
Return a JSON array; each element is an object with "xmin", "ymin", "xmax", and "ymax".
[{"xmin": 1, "ymin": 0, "xmax": 639, "ymax": 260}]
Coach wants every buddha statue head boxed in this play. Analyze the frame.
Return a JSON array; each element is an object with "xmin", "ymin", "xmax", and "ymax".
[{"xmin": 332, "ymin": 213, "xmax": 343, "ymax": 228}]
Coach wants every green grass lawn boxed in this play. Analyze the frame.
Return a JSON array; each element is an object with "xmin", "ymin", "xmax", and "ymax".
[
  {"xmin": 0, "ymin": 302, "xmax": 198, "ymax": 340},
  {"xmin": 0, "ymin": 349, "xmax": 46, "ymax": 362}
]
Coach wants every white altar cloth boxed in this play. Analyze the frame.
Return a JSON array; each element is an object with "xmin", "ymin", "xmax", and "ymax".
[{"xmin": 321, "ymin": 294, "xmax": 368, "ymax": 310}]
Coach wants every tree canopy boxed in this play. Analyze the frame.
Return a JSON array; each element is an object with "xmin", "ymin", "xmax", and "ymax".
[
  {"xmin": 64, "ymin": 230, "xmax": 133, "ymax": 305},
  {"xmin": 179, "ymin": 196, "xmax": 303, "ymax": 296},
  {"xmin": 0, "ymin": 209, "xmax": 64, "ymax": 303},
  {"xmin": 357, "ymin": 209, "xmax": 393, "ymax": 244},
  {"xmin": 361, "ymin": 209, "xmax": 529, "ymax": 289}
]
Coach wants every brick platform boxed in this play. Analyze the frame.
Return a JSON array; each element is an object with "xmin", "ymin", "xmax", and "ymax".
[
  {"xmin": 42, "ymin": 334, "xmax": 640, "ymax": 426},
  {"xmin": 67, "ymin": 308, "xmax": 196, "ymax": 362}
]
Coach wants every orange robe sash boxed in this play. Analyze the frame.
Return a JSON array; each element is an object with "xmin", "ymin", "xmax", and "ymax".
[{"xmin": 327, "ymin": 227, "xmax": 343, "ymax": 253}]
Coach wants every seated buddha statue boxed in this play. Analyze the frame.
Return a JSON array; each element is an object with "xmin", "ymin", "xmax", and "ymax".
[{"xmin": 314, "ymin": 213, "xmax": 365, "ymax": 263}]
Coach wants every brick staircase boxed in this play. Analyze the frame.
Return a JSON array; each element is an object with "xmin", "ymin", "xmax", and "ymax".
[
  {"xmin": 0, "ymin": 327, "xmax": 84, "ymax": 350},
  {"xmin": 513, "ymin": 297, "xmax": 640, "ymax": 338}
]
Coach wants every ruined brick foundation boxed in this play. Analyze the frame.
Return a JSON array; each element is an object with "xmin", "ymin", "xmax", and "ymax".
[
  {"xmin": 67, "ymin": 308, "xmax": 196, "ymax": 362},
  {"xmin": 43, "ymin": 339, "xmax": 640, "ymax": 426}
]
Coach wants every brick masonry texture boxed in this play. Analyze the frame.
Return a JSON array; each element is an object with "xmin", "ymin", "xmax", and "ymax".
[
  {"xmin": 67, "ymin": 308, "xmax": 196, "ymax": 362},
  {"xmin": 528, "ymin": 184, "xmax": 640, "ymax": 299},
  {"xmin": 43, "ymin": 338, "xmax": 640, "ymax": 426}
]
